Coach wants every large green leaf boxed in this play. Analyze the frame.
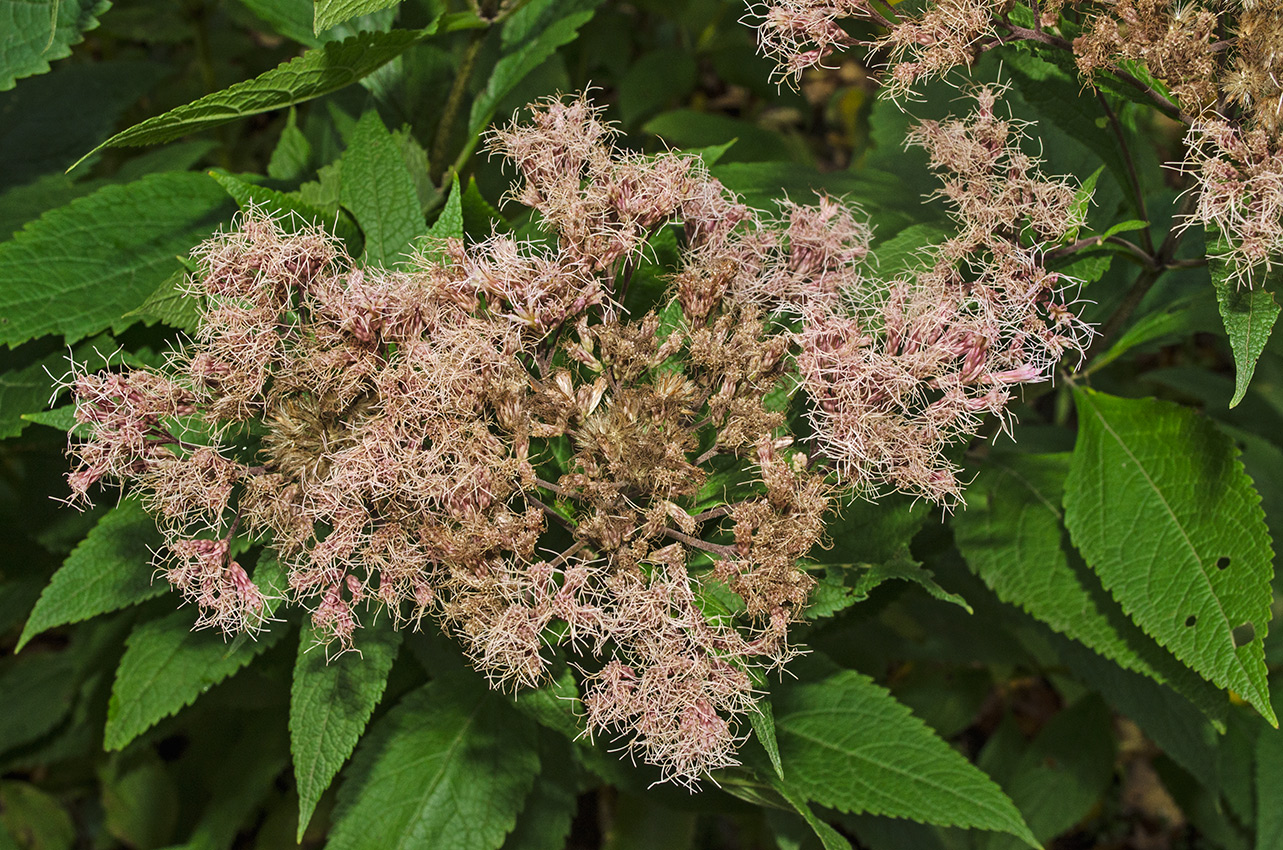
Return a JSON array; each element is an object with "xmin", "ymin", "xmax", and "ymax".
[
  {"xmin": 104, "ymin": 608, "xmax": 287, "ymax": 750},
  {"xmin": 327, "ymin": 675, "xmax": 540, "ymax": 850},
  {"xmin": 72, "ymin": 29, "xmax": 429, "ymax": 168},
  {"xmin": 772, "ymin": 668, "xmax": 1036, "ymax": 846},
  {"xmin": 954, "ymin": 452, "xmax": 1227, "ymax": 721},
  {"xmin": 0, "ymin": 0, "xmax": 110, "ymax": 91},
  {"xmin": 465, "ymin": 0, "xmax": 602, "ymax": 140},
  {"xmin": 314, "ymin": 0, "xmax": 403, "ymax": 33},
  {"xmin": 209, "ymin": 170, "xmax": 361, "ymax": 249},
  {"xmin": 290, "ymin": 621, "xmax": 402, "ymax": 840},
  {"xmin": 0, "ymin": 171, "xmax": 230, "ymax": 348},
  {"xmin": 1212, "ymin": 256, "xmax": 1281, "ymax": 408},
  {"xmin": 17, "ymin": 500, "xmax": 164, "ymax": 651},
  {"xmin": 340, "ymin": 110, "xmax": 424, "ymax": 268},
  {"xmin": 1064, "ymin": 388, "xmax": 1276, "ymax": 724},
  {"xmin": 501, "ymin": 738, "xmax": 578, "ymax": 850}
]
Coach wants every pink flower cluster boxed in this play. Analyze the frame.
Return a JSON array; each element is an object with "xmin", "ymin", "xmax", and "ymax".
[{"xmin": 65, "ymin": 90, "xmax": 1088, "ymax": 784}]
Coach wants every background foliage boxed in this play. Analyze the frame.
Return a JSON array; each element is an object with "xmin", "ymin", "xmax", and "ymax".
[{"xmin": 2, "ymin": 0, "xmax": 1281, "ymax": 848}]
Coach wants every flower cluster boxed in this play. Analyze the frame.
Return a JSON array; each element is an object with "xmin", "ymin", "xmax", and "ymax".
[
  {"xmin": 744, "ymin": 0, "xmax": 1283, "ymax": 285},
  {"xmin": 65, "ymin": 91, "xmax": 1087, "ymax": 783}
]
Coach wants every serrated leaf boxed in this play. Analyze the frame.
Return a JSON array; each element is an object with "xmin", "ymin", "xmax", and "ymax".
[
  {"xmin": 465, "ymin": 0, "xmax": 602, "ymax": 140},
  {"xmin": 871, "ymin": 223, "xmax": 950, "ymax": 281},
  {"xmin": 328, "ymin": 675, "xmax": 541, "ymax": 850},
  {"xmin": 123, "ymin": 270, "xmax": 202, "ymax": 333},
  {"xmin": 1064, "ymin": 388, "xmax": 1276, "ymax": 724},
  {"xmin": 1257, "ymin": 722, "xmax": 1283, "ymax": 850},
  {"xmin": 209, "ymin": 169, "xmax": 361, "ymax": 250},
  {"xmin": 0, "ymin": 172, "xmax": 230, "ymax": 348},
  {"xmin": 315, "ymin": 0, "xmax": 403, "ymax": 33},
  {"xmin": 1212, "ymin": 259, "xmax": 1281, "ymax": 408},
  {"xmin": 72, "ymin": 29, "xmax": 429, "ymax": 169},
  {"xmin": 773, "ymin": 668, "xmax": 1036, "ymax": 846},
  {"xmin": 340, "ymin": 110, "xmax": 425, "ymax": 268},
  {"xmin": 0, "ymin": 0, "xmax": 110, "ymax": 91},
  {"xmin": 104, "ymin": 608, "xmax": 287, "ymax": 750},
  {"xmin": 749, "ymin": 693, "xmax": 785, "ymax": 781},
  {"xmin": 954, "ymin": 452, "xmax": 1228, "ymax": 722},
  {"xmin": 291, "ymin": 621, "xmax": 402, "ymax": 840},
  {"xmin": 427, "ymin": 174, "xmax": 464, "ymax": 242},
  {"xmin": 17, "ymin": 500, "xmax": 165, "ymax": 651}
]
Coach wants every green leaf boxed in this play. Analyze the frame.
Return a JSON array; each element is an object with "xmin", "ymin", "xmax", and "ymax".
[
  {"xmin": 749, "ymin": 694, "xmax": 785, "ymax": 781},
  {"xmin": 1063, "ymin": 388, "xmax": 1276, "ymax": 724},
  {"xmin": 1063, "ymin": 166, "xmax": 1103, "ymax": 244},
  {"xmin": 0, "ymin": 171, "xmax": 230, "ymax": 348},
  {"xmin": 328, "ymin": 675, "xmax": 541, "ymax": 850},
  {"xmin": 1090, "ymin": 292, "xmax": 1207, "ymax": 371},
  {"xmin": 0, "ymin": 61, "xmax": 165, "ymax": 190},
  {"xmin": 17, "ymin": 500, "xmax": 165, "ymax": 651},
  {"xmin": 1257, "ymin": 723, "xmax": 1283, "ymax": 850},
  {"xmin": 0, "ymin": 782, "xmax": 73, "ymax": 850},
  {"xmin": 502, "ymin": 739, "xmax": 578, "ymax": 850},
  {"xmin": 99, "ymin": 750, "xmax": 178, "ymax": 849},
  {"xmin": 773, "ymin": 667, "xmax": 1036, "ymax": 846},
  {"xmin": 0, "ymin": 0, "xmax": 110, "ymax": 91},
  {"xmin": 267, "ymin": 107, "xmax": 314, "ymax": 181},
  {"xmin": 104, "ymin": 608, "xmax": 287, "ymax": 750},
  {"xmin": 1212, "ymin": 259, "xmax": 1281, "ymax": 408},
  {"xmin": 122, "ymin": 270, "xmax": 202, "ymax": 333},
  {"xmin": 976, "ymin": 697, "xmax": 1115, "ymax": 850},
  {"xmin": 465, "ymin": 0, "xmax": 602, "ymax": 140},
  {"xmin": 461, "ymin": 176, "xmax": 507, "ymax": 236},
  {"xmin": 954, "ymin": 452, "xmax": 1227, "ymax": 721},
  {"xmin": 426, "ymin": 174, "xmax": 464, "ymax": 242},
  {"xmin": 314, "ymin": 0, "xmax": 403, "ymax": 32},
  {"xmin": 291, "ymin": 621, "xmax": 402, "ymax": 840},
  {"xmin": 773, "ymin": 780, "xmax": 854, "ymax": 850},
  {"xmin": 618, "ymin": 48, "xmax": 698, "ymax": 127},
  {"xmin": 209, "ymin": 170, "xmax": 361, "ymax": 250},
  {"xmin": 72, "ymin": 29, "xmax": 429, "ymax": 169},
  {"xmin": 644, "ymin": 110, "xmax": 795, "ymax": 164},
  {"xmin": 871, "ymin": 223, "xmax": 950, "ymax": 281},
  {"xmin": 0, "ymin": 652, "xmax": 78, "ymax": 754},
  {"xmin": 1097, "ymin": 219, "xmax": 1150, "ymax": 240},
  {"xmin": 340, "ymin": 110, "xmax": 425, "ymax": 268}
]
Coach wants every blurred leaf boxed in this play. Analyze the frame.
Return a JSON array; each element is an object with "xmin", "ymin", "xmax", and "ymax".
[
  {"xmin": 0, "ymin": 171, "xmax": 230, "ymax": 347},
  {"xmin": 267, "ymin": 107, "xmax": 314, "ymax": 181},
  {"xmin": 17, "ymin": 499, "xmax": 165, "ymax": 651},
  {"xmin": 1090, "ymin": 292, "xmax": 1207, "ymax": 371},
  {"xmin": 328, "ymin": 674, "xmax": 541, "ymax": 850},
  {"xmin": 1064, "ymin": 389, "xmax": 1276, "ymax": 724},
  {"xmin": 0, "ymin": 61, "xmax": 166, "ymax": 190},
  {"xmin": 502, "ymin": 738, "xmax": 578, "ymax": 850},
  {"xmin": 291, "ymin": 621, "xmax": 402, "ymax": 840},
  {"xmin": 73, "ymin": 29, "xmax": 432, "ymax": 169},
  {"xmin": 0, "ymin": 782, "xmax": 73, "ymax": 850},
  {"xmin": 104, "ymin": 608, "xmax": 287, "ymax": 750},
  {"xmin": 315, "ymin": 0, "xmax": 403, "ymax": 33},
  {"xmin": 340, "ymin": 110, "xmax": 425, "ymax": 267},
  {"xmin": 0, "ymin": 652, "xmax": 78, "ymax": 755},
  {"xmin": 465, "ymin": 0, "xmax": 603, "ymax": 140},
  {"xmin": 977, "ymin": 696, "xmax": 1115, "ymax": 850},
  {"xmin": 644, "ymin": 110, "xmax": 795, "ymax": 163},
  {"xmin": 0, "ymin": 0, "xmax": 110, "ymax": 91},
  {"xmin": 99, "ymin": 750, "xmax": 179, "ymax": 849},
  {"xmin": 773, "ymin": 780, "xmax": 853, "ymax": 850},
  {"xmin": 1257, "ymin": 723, "xmax": 1283, "ymax": 850},
  {"xmin": 773, "ymin": 667, "xmax": 1036, "ymax": 846},
  {"xmin": 618, "ymin": 48, "xmax": 697, "ymax": 127}
]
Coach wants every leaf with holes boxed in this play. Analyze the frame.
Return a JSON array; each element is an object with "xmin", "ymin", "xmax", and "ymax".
[
  {"xmin": 327, "ymin": 674, "xmax": 540, "ymax": 850},
  {"xmin": 290, "ymin": 621, "xmax": 401, "ymax": 840},
  {"xmin": 773, "ymin": 667, "xmax": 1036, "ymax": 846},
  {"xmin": 954, "ymin": 452, "xmax": 1227, "ymax": 723},
  {"xmin": 1063, "ymin": 388, "xmax": 1276, "ymax": 724}
]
